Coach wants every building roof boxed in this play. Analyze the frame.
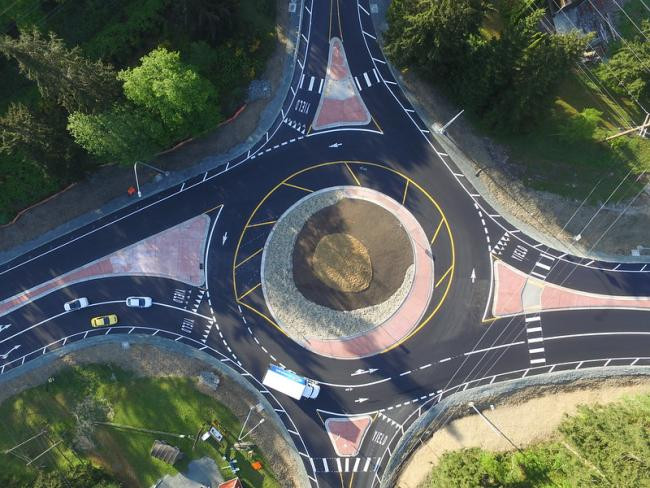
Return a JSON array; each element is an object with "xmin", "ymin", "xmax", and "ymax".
[{"xmin": 218, "ymin": 479, "xmax": 243, "ymax": 488}]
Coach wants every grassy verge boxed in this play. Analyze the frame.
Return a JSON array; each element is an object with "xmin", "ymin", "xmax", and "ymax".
[
  {"xmin": 491, "ymin": 70, "xmax": 650, "ymax": 202},
  {"xmin": 420, "ymin": 393, "xmax": 650, "ymax": 487},
  {"xmin": 0, "ymin": 365, "xmax": 281, "ymax": 488}
]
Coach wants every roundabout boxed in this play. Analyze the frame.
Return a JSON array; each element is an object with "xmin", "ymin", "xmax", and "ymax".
[{"xmin": 233, "ymin": 162, "xmax": 455, "ymax": 359}]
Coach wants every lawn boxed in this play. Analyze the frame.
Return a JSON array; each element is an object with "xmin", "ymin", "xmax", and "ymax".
[
  {"xmin": 0, "ymin": 365, "xmax": 281, "ymax": 488},
  {"xmin": 493, "ymin": 70, "xmax": 650, "ymax": 203},
  {"xmin": 421, "ymin": 393, "xmax": 650, "ymax": 487}
]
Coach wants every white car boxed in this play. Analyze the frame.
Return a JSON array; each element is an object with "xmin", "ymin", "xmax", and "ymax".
[
  {"xmin": 126, "ymin": 296, "xmax": 152, "ymax": 308},
  {"xmin": 64, "ymin": 297, "xmax": 89, "ymax": 312}
]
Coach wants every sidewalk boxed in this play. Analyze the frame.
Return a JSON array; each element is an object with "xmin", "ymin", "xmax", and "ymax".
[{"xmin": 0, "ymin": 0, "xmax": 301, "ymax": 266}]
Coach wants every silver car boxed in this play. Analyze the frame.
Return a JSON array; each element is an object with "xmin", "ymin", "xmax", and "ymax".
[
  {"xmin": 64, "ymin": 297, "xmax": 89, "ymax": 312},
  {"xmin": 126, "ymin": 296, "xmax": 152, "ymax": 308}
]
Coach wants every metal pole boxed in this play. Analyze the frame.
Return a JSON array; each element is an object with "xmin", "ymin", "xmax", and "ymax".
[
  {"xmin": 133, "ymin": 162, "xmax": 142, "ymax": 198},
  {"xmin": 238, "ymin": 406, "xmax": 254, "ymax": 440},
  {"xmin": 133, "ymin": 161, "xmax": 170, "ymax": 198},
  {"xmin": 239, "ymin": 418, "xmax": 265, "ymax": 441},
  {"xmin": 468, "ymin": 402, "xmax": 521, "ymax": 452},
  {"xmin": 438, "ymin": 110, "xmax": 464, "ymax": 133}
]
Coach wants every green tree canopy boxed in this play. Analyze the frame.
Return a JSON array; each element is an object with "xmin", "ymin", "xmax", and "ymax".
[
  {"xmin": 67, "ymin": 104, "xmax": 165, "ymax": 164},
  {"xmin": 598, "ymin": 19, "xmax": 650, "ymax": 106},
  {"xmin": 384, "ymin": 0, "xmax": 589, "ymax": 133},
  {"xmin": 118, "ymin": 47, "xmax": 221, "ymax": 138},
  {"xmin": 0, "ymin": 103, "xmax": 54, "ymax": 158},
  {"xmin": 0, "ymin": 28, "xmax": 120, "ymax": 113},
  {"xmin": 384, "ymin": 0, "xmax": 486, "ymax": 80}
]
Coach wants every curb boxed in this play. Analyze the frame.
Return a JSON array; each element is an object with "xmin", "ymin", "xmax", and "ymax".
[
  {"xmin": 0, "ymin": 1, "xmax": 304, "ymax": 268},
  {"xmin": 380, "ymin": 366, "xmax": 650, "ymax": 488}
]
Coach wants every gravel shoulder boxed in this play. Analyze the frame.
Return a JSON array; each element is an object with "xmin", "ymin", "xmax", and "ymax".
[
  {"xmin": 371, "ymin": 1, "xmax": 650, "ymax": 261},
  {"xmin": 397, "ymin": 376, "xmax": 650, "ymax": 488}
]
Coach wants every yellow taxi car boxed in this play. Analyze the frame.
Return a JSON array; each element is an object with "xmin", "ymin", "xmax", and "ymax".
[{"xmin": 90, "ymin": 314, "xmax": 118, "ymax": 327}]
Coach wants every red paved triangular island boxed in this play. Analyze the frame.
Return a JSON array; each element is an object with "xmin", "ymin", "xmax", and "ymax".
[{"xmin": 312, "ymin": 37, "xmax": 371, "ymax": 130}]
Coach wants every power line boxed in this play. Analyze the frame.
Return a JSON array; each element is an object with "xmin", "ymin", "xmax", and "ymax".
[{"xmin": 610, "ymin": 0, "xmax": 650, "ymax": 42}]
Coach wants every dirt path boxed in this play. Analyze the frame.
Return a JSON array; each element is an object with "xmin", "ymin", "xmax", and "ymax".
[
  {"xmin": 0, "ymin": 0, "xmax": 292, "ymax": 255},
  {"xmin": 396, "ymin": 377, "xmax": 650, "ymax": 488}
]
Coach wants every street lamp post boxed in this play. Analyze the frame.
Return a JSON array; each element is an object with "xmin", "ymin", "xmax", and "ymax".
[{"xmin": 133, "ymin": 161, "xmax": 170, "ymax": 198}]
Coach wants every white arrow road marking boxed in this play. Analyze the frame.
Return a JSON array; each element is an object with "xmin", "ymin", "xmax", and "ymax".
[
  {"xmin": 354, "ymin": 398, "xmax": 369, "ymax": 403},
  {"xmin": 1, "ymin": 344, "xmax": 20, "ymax": 360},
  {"xmin": 222, "ymin": 232, "xmax": 228, "ymax": 245},
  {"xmin": 351, "ymin": 368, "xmax": 378, "ymax": 376},
  {"xmin": 0, "ymin": 324, "xmax": 11, "ymax": 334},
  {"xmin": 328, "ymin": 142, "xmax": 343, "ymax": 148},
  {"xmin": 471, "ymin": 268, "xmax": 476, "ymax": 283}
]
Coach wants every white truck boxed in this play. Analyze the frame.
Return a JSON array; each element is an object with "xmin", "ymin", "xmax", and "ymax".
[{"xmin": 262, "ymin": 365, "xmax": 320, "ymax": 400}]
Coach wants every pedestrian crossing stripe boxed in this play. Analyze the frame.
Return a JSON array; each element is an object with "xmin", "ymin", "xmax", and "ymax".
[{"xmin": 312, "ymin": 457, "xmax": 380, "ymax": 473}]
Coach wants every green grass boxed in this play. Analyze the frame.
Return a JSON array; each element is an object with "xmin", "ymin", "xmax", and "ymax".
[
  {"xmin": 490, "ymin": 69, "xmax": 650, "ymax": 203},
  {"xmin": 420, "ymin": 393, "xmax": 650, "ymax": 488},
  {"xmin": 0, "ymin": 365, "xmax": 281, "ymax": 488}
]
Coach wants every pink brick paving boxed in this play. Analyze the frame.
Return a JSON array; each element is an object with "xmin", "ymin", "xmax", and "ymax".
[
  {"xmin": 312, "ymin": 37, "xmax": 372, "ymax": 130},
  {"xmin": 325, "ymin": 416, "xmax": 372, "ymax": 457},
  {"xmin": 0, "ymin": 215, "xmax": 210, "ymax": 317},
  {"xmin": 298, "ymin": 186, "xmax": 434, "ymax": 360},
  {"xmin": 492, "ymin": 259, "xmax": 650, "ymax": 318}
]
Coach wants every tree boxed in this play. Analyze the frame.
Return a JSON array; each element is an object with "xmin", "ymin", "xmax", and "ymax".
[
  {"xmin": 67, "ymin": 104, "xmax": 166, "ymax": 165},
  {"xmin": 0, "ymin": 103, "xmax": 55, "ymax": 158},
  {"xmin": 0, "ymin": 28, "xmax": 120, "ymax": 113},
  {"xmin": 478, "ymin": 4, "xmax": 589, "ymax": 131},
  {"xmin": 384, "ymin": 0, "xmax": 486, "ymax": 81},
  {"xmin": 117, "ymin": 47, "xmax": 221, "ymax": 139},
  {"xmin": 171, "ymin": 0, "xmax": 239, "ymax": 43},
  {"xmin": 598, "ymin": 20, "xmax": 650, "ymax": 106}
]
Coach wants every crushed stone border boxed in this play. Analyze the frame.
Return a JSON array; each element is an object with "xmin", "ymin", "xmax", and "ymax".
[{"xmin": 261, "ymin": 186, "xmax": 417, "ymax": 340}]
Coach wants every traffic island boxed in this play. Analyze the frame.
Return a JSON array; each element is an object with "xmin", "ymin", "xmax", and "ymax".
[
  {"xmin": 0, "ymin": 214, "xmax": 211, "ymax": 317},
  {"xmin": 491, "ymin": 259, "xmax": 650, "ymax": 318},
  {"xmin": 312, "ymin": 37, "xmax": 372, "ymax": 130},
  {"xmin": 261, "ymin": 186, "xmax": 434, "ymax": 359},
  {"xmin": 325, "ymin": 416, "xmax": 372, "ymax": 457}
]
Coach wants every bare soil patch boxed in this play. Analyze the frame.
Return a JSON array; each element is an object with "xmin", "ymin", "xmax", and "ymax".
[{"xmin": 292, "ymin": 198, "xmax": 413, "ymax": 311}]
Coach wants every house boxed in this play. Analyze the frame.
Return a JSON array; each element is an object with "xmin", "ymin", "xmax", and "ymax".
[
  {"xmin": 218, "ymin": 479, "xmax": 243, "ymax": 488},
  {"xmin": 550, "ymin": 0, "xmax": 622, "ymax": 48}
]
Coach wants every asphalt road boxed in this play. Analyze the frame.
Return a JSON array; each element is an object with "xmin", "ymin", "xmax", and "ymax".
[{"xmin": 1, "ymin": 1, "xmax": 649, "ymax": 487}]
